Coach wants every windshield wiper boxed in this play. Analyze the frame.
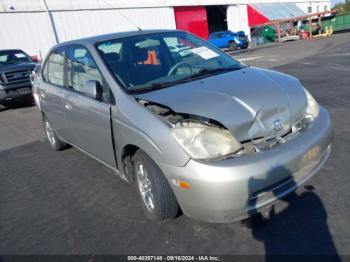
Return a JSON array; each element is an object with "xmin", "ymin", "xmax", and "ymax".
[
  {"xmin": 193, "ymin": 67, "xmax": 240, "ymax": 77},
  {"xmin": 128, "ymin": 82, "xmax": 179, "ymax": 93},
  {"xmin": 176, "ymin": 67, "xmax": 242, "ymax": 82}
]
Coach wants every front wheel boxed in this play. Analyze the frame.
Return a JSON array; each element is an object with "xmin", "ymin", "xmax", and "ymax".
[
  {"xmin": 229, "ymin": 42, "xmax": 238, "ymax": 51},
  {"xmin": 43, "ymin": 117, "xmax": 68, "ymax": 151},
  {"xmin": 133, "ymin": 150, "xmax": 179, "ymax": 221}
]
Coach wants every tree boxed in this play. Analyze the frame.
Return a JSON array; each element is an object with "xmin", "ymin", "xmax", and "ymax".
[{"xmin": 332, "ymin": 1, "xmax": 350, "ymax": 14}]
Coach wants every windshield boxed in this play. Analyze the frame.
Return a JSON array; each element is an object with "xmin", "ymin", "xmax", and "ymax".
[
  {"xmin": 0, "ymin": 50, "xmax": 32, "ymax": 67},
  {"xmin": 96, "ymin": 31, "xmax": 243, "ymax": 93}
]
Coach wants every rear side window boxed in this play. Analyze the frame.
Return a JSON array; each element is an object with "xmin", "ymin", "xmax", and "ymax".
[
  {"xmin": 43, "ymin": 50, "xmax": 65, "ymax": 86},
  {"xmin": 66, "ymin": 46, "xmax": 102, "ymax": 94},
  {"xmin": 210, "ymin": 33, "xmax": 224, "ymax": 39}
]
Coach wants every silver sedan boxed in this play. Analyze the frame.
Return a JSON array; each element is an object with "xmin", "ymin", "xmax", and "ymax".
[{"xmin": 36, "ymin": 30, "xmax": 333, "ymax": 222}]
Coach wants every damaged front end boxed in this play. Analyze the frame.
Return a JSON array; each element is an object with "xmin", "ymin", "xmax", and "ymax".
[
  {"xmin": 236, "ymin": 115, "xmax": 313, "ymax": 156},
  {"xmin": 137, "ymin": 98, "xmax": 315, "ymax": 161},
  {"xmin": 137, "ymin": 98, "xmax": 223, "ymax": 128},
  {"xmin": 137, "ymin": 98, "xmax": 243, "ymax": 160}
]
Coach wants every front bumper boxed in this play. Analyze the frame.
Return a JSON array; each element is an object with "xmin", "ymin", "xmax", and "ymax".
[
  {"xmin": 0, "ymin": 82, "xmax": 32, "ymax": 103},
  {"xmin": 159, "ymin": 107, "xmax": 333, "ymax": 223}
]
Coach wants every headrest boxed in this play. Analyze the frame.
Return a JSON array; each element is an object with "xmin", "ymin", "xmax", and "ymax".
[
  {"xmin": 6, "ymin": 54, "xmax": 19, "ymax": 63},
  {"xmin": 131, "ymin": 47, "xmax": 148, "ymax": 63},
  {"xmin": 103, "ymin": 52, "xmax": 120, "ymax": 63}
]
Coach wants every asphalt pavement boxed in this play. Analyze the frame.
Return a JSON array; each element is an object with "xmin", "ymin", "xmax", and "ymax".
[{"xmin": 0, "ymin": 33, "xmax": 349, "ymax": 256}]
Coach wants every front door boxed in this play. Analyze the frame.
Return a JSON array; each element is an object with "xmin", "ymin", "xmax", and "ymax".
[
  {"xmin": 40, "ymin": 48, "xmax": 67, "ymax": 137},
  {"xmin": 209, "ymin": 33, "xmax": 226, "ymax": 48},
  {"xmin": 64, "ymin": 45, "xmax": 116, "ymax": 168}
]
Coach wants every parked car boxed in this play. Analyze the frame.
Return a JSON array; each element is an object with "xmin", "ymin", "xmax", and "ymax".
[
  {"xmin": 208, "ymin": 30, "xmax": 249, "ymax": 50},
  {"xmin": 35, "ymin": 30, "xmax": 333, "ymax": 223},
  {"xmin": 0, "ymin": 49, "xmax": 38, "ymax": 105}
]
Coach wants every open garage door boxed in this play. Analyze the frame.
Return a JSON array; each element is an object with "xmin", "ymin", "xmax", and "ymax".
[
  {"xmin": 174, "ymin": 6, "xmax": 209, "ymax": 40},
  {"xmin": 206, "ymin": 6, "xmax": 228, "ymax": 34}
]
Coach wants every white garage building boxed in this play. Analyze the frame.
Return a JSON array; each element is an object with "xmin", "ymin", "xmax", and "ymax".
[{"xmin": 0, "ymin": 0, "xmax": 331, "ymax": 57}]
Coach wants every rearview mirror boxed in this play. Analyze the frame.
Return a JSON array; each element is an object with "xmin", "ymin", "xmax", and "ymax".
[{"xmin": 84, "ymin": 80, "xmax": 103, "ymax": 100}]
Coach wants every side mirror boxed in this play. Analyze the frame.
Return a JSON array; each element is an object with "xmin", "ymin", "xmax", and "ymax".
[
  {"xmin": 31, "ymin": 55, "xmax": 40, "ymax": 63},
  {"xmin": 84, "ymin": 80, "xmax": 103, "ymax": 100}
]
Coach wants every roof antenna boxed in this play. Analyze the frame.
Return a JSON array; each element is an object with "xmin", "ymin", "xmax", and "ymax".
[{"xmin": 103, "ymin": 0, "xmax": 143, "ymax": 31}]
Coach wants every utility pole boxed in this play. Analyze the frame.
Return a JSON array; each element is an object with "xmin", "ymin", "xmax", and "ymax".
[{"xmin": 42, "ymin": 0, "xmax": 59, "ymax": 44}]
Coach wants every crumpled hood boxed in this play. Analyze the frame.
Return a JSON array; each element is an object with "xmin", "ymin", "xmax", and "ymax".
[{"xmin": 136, "ymin": 67, "xmax": 308, "ymax": 141}]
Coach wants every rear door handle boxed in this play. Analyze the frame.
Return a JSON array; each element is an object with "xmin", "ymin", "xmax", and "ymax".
[{"xmin": 65, "ymin": 103, "xmax": 72, "ymax": 110}]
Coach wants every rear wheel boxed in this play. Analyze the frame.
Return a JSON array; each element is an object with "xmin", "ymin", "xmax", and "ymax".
[
  {"xmin": 133, "ymin": 150, "xmax": 179, "ymax": 221},
  {"xmin": 43, "ymin": 117, "xmax": 68, "ymax": 151}
]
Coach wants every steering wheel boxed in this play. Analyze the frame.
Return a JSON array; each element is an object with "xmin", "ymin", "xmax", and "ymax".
[{"xmin": 167, "ymin": 62, "xmax": 193, "ymax": 76}]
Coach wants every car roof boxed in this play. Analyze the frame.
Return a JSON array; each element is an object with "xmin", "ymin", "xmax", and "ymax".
[
  {"xmin": 211, "ymin": 31, "xmax": 231, "ymax": 35},
  {"xmin": 53, "ymin": 29, "xmax": 179, "ymax": 49},
  {"xmin": 0, "ymin": 49, "xmax": 25, "ymax": 53}
]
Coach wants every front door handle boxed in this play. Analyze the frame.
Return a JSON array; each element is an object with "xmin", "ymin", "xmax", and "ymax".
[{"xmin": 65, "ymin": 103, "xmax": 72, "ymax": 110}]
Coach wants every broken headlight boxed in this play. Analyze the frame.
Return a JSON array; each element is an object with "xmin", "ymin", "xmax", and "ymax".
[
  {"xmin": 172, "ymin": 123, "xmax": 242, "ymax": 160},
  {"xmin": 304, "ymin": 88, "xmax": 320, "ymax": 119}
]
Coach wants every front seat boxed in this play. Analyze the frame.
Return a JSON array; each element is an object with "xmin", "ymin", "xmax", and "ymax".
[
  {"xmin": 6, "ymin": 54, "xmax": 20, "ymax": 64},
  {"xmin": 127, "ymin": 47, "xmax": 163, "ymax": 86},
  {"xmin": 102, "ymin": 52, "xmax": 128, "ymax": 85}
]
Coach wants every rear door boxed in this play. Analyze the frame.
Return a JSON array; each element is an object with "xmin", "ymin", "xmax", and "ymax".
[
  {"xmin": 40, "ymin": 48, "xmax": 67, "ymax": 137},
  {"xmin": 63, "ymin": 45, "xmax": 116, "ymax": 168}
]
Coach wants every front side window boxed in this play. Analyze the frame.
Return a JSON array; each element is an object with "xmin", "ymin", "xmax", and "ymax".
[
  {"xmin": 97, "ymin": 31, "xmax": 243, "ymax": 93},
  {"xmin": 0, "ymin": 50, "xmax": 32, "ymax": 67},
  {"xmin": 43, "ymin": 50, "xmax": 65, "ymax": 86},
  {"xmin": 210, "ymin": 33, "xmax": 223, "ymax": 39},
  {"xmin": 66, "ymin": 46, "xmax": 102, "ymax": 95}
]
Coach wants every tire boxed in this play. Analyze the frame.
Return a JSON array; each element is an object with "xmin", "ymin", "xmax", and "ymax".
[
  {"xmin": 43, "ymin": 117, "xmax": 68, "ymax": 151},
  {"xmin": 132, "ymin": 150, "xmax": 179, "ymax": 222},
  {"xmin": 229, "ymin": 42, "xmax": 238, "ymax": 51}
]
